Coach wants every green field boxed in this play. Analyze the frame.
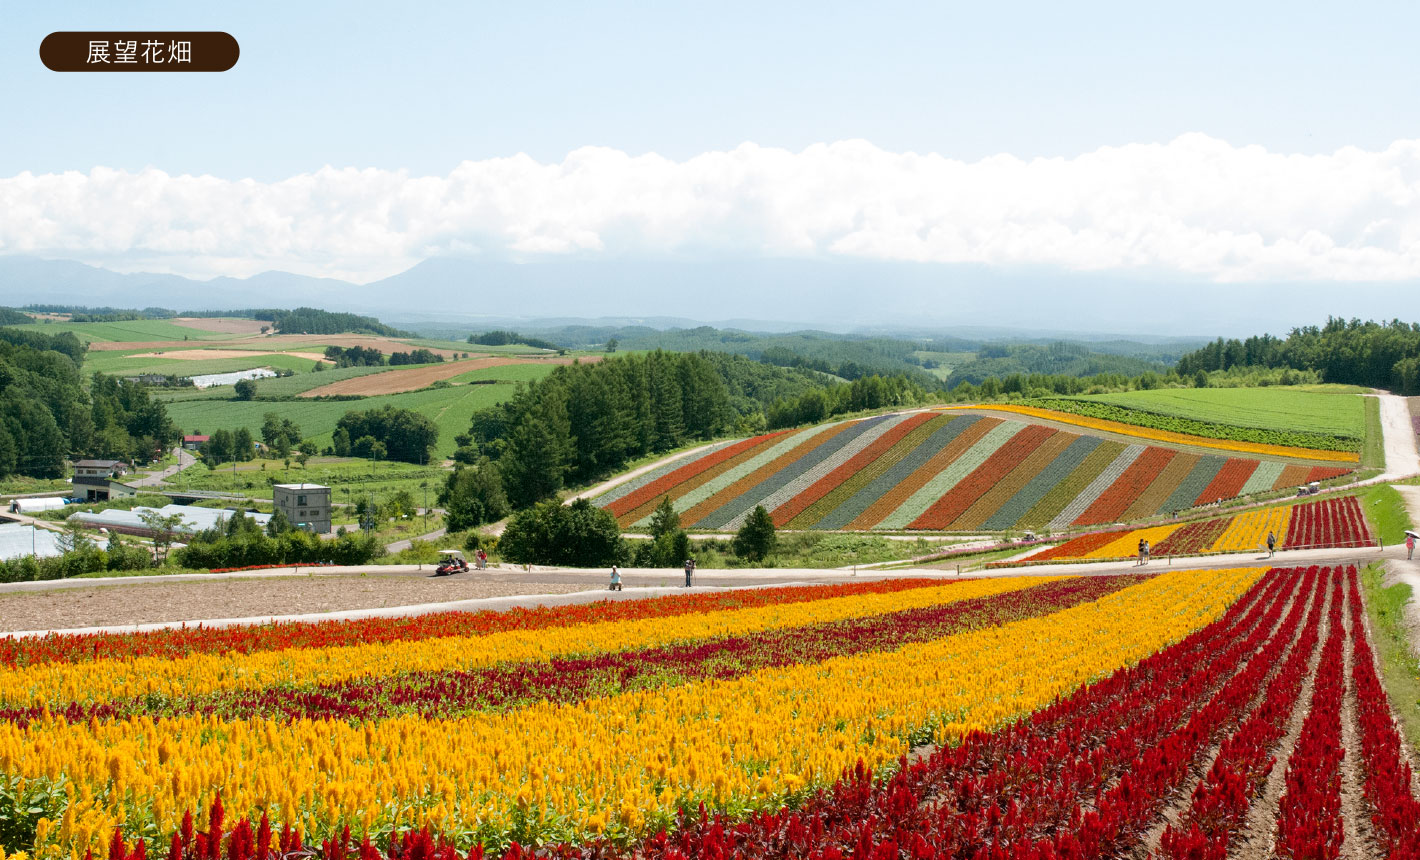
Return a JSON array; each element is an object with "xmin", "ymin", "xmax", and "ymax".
[
  {"xmin": 176, "ymin": 456, "xmax": 451, "ymax": 501},
  {"xmin": 85, "ymin": 350, "xmax": 318, "ymax": 378},
  {"xmin": 154, "ymin": 364, "xmax": 409, "ymax": 401},
  {"xmin": 12, "ymin": 319, "xmax": 240, "ymax": 342},
  {"xmin": 913, "ymin": 350, "xmax": 977, "ymax": 381},
  {"xmin": 1081, "ymin": 386, "xmax": 1366, "ymax": 439},
  {"xmin": 165, "ymin": 383, "xmax": 517, "ymax": 458},
  {"xmin": 450, "ymin": 363, "xmax": 559, "ymax": 384}
]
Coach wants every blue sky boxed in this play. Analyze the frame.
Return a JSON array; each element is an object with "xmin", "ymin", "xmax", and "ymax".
[
  {"xmin": 6, "ymin": 0, "xmax": 1420, "ymax": 178},
  {"xmin": 4, "ymin": 1, "xmax": 1420, "ymax": 298}
]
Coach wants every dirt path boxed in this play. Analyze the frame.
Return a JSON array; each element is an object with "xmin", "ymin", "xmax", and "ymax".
[{"xmin": 1373, "ymin": 392, "xmax": 1420, "ymax": 481}]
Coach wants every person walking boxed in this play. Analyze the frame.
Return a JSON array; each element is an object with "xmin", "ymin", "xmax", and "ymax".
[
  {"xmin": 476, "ymin": 548, "xmax": 488, "ymax": 570},
  {"xmin": 1406, "ymin": 533, "xmax": 1415, "ymax": 561},
  {"xmin": 684, "ymin": 558, "xmax": 695, "ymax": 588},
  {"xmin": 1266, "ymin": 531, "xmax": 1276, "ymax": 558}
]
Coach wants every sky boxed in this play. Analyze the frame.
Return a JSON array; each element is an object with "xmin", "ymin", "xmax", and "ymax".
[{"xmin": 4, "ymin": 1, "xmax": 1420, "ymax": 308}]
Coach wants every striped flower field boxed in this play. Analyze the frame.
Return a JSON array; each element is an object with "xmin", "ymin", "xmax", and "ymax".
[
  {"xmin": 600, "ymin": 413, "xmax": 1352, "ymax": 531},
  {"xmin": 7, "ymin": 566, "xmax": 1413, "ymax": 860},
  {"xmin": 1017, "ymin": 495, "xmax": 1374, "ymax": 562}
]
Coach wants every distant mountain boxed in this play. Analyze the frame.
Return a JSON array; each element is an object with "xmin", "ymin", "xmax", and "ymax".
[{"xmin": 3, "ymin": 254, "xmax": 1418, "ymax": 338}]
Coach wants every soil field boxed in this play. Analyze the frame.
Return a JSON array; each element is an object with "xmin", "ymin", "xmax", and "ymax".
[
  {"xmin": 300, "ymin": 355, "xmax": 598, "ymax": 397},
  {"xmin": 0, "ymin": 575, "xmax": 590, "ymax": 632},
  {"xmin": 129, "ymin": 349, "xmax": 329, "ymax": 361},
  {"xmin": 170, "ymin": 317, "xmax": 269, "ymax": 334}
]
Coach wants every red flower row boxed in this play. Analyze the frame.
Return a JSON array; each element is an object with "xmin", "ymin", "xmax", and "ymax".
[
  {"xmin": 1157, "ymin": 564, "xmax": 1333, "ymax": 859},
  {"xmin": 1284, "ymin": 496, "xmax": 1372, "ymax": 549},
  {"xmin": 1073, "ymin": 446, "xmax": 1176, "ymax": 526},
  {"xmin": 1346, "ymin": 573, "xmax": 1420, "ymax": 859},
  {"xmin": 1273, "ymin": 571, "xmax": 1346, "ymax": 859}
]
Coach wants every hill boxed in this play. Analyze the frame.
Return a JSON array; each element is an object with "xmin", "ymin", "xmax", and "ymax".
[{"xmin": 595, "ymin": 409, "xmax": 1353, "ymax": 533}]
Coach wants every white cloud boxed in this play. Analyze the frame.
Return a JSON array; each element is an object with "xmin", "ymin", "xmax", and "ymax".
[{"xmin": 4, "ymin": 133, "xmax": 1420, "ymax": 283}]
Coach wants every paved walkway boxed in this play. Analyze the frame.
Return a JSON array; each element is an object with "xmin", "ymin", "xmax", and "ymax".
[
  {"xmin": 129, "ymin": 447, "xmax": 198, "ymax": 487},
  {"xmin": 1387, "ymin": 484, "xmax": 1420, "ymax": 652},
  {"xmin": 1373, "ymin": 392, "xmax": 1420, "ymax": 481}
]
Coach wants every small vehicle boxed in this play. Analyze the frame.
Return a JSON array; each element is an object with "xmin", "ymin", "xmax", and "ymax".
[{"xmin": 435, "ymin": 549, "xmax": 469, "ymax": 576}]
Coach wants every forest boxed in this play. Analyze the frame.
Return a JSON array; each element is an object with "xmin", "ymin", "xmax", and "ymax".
[
  {"xmin": 1176, "ymin": 317, "xmax": 1420, "ymax": 394},
  {"xmin": 0, "ymin": 327, "xmax": 177, "ymax": 478}
]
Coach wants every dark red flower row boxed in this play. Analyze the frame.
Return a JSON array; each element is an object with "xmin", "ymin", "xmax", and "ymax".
[{"xmin": 1283, "ymin": 495, "xmax": 1372, "ymax": 550}]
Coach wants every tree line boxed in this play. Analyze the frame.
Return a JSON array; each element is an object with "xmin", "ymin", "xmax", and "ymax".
[{"xmin": 1176, "ymin": 317, "xmax": 1420, "ymax": 394}]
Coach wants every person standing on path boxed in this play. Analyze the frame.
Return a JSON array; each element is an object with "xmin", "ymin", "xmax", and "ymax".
[
  {"xmin": 1137, "ymin": 538, "xmax": 1146, "ymax": 566},
  {"xmin": 1407, "ymin": 533, "xmax": 1415, "ymax": 561},
  {"xmin": 1142, "ymin": 539, "xmax": 1151, "ymax": 565},
  {"xmin": 1266, "ymin": 531, "xmax": 1276, "ymax": 558},
  {"xmin": 684, "ymin": 558, "xmax": 695, "ymax": 588}
]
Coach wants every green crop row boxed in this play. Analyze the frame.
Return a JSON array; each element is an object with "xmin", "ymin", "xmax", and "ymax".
[{"xmin": 1026, "ymin": 397, "xmax": 1360, "ymax": 452}]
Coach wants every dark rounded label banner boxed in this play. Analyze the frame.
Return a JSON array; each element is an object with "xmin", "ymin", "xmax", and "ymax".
[{"xmin": 41, "ymin": 32, "xmax": 238, "ymax": 72}]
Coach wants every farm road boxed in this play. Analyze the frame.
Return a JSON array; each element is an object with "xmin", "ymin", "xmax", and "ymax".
[{"xmin": 1373, "ymin": 392, "xmax": 1420, "ymax": 480}]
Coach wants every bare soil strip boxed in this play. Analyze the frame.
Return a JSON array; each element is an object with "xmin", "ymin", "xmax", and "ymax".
[
  {"xmin": 1138, "ymin": 573, "xmax": 1313, "ymax": 857},
  {"xmin": 1339, "ymin": 583, "xmax": 1387, "ymax": 860},
  {"xmin": 299, "ymin": 355, "xmax": 596, "ymax": 397},
  {"xmin": 1234, "ymin": 577, "xmax": 1333, "ymax": 860},
  {"xmin": 0, "ymin": 576, "xmax": 590, "ymax": 631},
  {"xmin": 170, "ymin": 317, "xmax": 269, "ymax": 334}
]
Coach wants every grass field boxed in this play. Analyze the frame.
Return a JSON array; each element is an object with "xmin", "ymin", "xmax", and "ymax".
[
  {"xmin": 85, "ymin": 351, "xmax": 318, "ymax": 378},
  {"xmin": 165, "ymin": 383, "xmax": 516, "ymax": 458},
  {"xmin": 1082, "ymin": 386, "xmax": 1366, "ymax": 438},
  {"xmin": 176, "ymin": 456, "xmax": 451, "ymax": 501},
  {"xmin": 450, "ymin": 363, "xmax": 559, "ymax": 384},
  {"xmin": 157, "ymin": 364, "xmax": 406, "ymax": 401},
  {"xmin": 913, "ymin": 350, "xmax": 976, "ymax": 380},
  {"xmin": 12, "ymin": 319, "xmax": 241, "ymax": 343}
]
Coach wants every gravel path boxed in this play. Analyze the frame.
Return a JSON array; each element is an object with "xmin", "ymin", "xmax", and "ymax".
[{"xmin": 0, "ymin": 575, "xmax": 590, "ymax": 632}]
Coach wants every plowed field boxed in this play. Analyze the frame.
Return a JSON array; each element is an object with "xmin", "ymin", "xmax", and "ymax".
[{"xmin": 299, "ymin": 355, "xmax": 596, "ymax": 396}]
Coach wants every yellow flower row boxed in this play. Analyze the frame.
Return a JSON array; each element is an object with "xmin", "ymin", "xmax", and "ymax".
[
  {"xmin": 0, "ymin": 568, "xmax": 1260, "ymax": 858},
  {"xmin": 1211, "ymin": 505, "xmax": 1292, "ymax": 553},
  {"xmin": 0, "ymin": 577, "xmax": 1053, "ymax": 709},
  {"xmin": 1084, "ymin": 523, "xmax": 1182, "ymax": 559},
  {"xmin": 941, "ymin": 404, "xmax": 1359, "ymax": 463}
]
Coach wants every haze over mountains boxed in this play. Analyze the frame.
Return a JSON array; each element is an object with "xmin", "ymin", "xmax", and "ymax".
[{"xmin": 1, "ymin": 254, "xmax": 1414, "ymax": 339}]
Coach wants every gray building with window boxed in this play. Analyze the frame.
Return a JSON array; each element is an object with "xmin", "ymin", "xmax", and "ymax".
[{"xmin": 272, "ymin": 483, "xmax": 332, "ymax": 534}]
